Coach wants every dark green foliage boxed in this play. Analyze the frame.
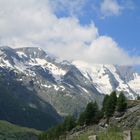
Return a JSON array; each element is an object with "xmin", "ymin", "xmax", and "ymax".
[
  {"xmin": 63, "ymin": 116, "xmax": 76, "ymax": 131},
  {"xmin": 137, "ymin": 95, "xmax": 140, "ymax": 100},
  {"xmin": 85, "ymin": 102, "xmax": 100, "ymax": 125},
  {"xmin": 104, "ymin": 97, "xmax": 113, "ymax": 117},
  {"xmin": 40, "ymin": 124, "xmax": 64, "ymax": 140},
  {"xmin": 78, "ymin": 102, "xmax": 101, "ymax": 126},
  {"xmin": 103, "ymin": 91, "xmax": 117, "ymax": 118},
  {"xmin": 84, "ymin": 102, "xmax": 95, "ymax": 125},
  {"xmin": 39, "ymin": 115, "xmax": 76, "ymax": 140},
  {"xmin": 77, "ymin": 111, "xmax": 86, "ymax": 126},
  {"xmin": 117, "ymin": 92, "xmax": 127, "ymax": 112},
  {"xmin": 102, "ymin": 95, "xmax": 110, "ymax": 112},
  {"xmin": 102, "ymin": 91, "xmax": 127, "ymax": 115},
  {"xmin": 110, "ymin": 91, "xmax": 117, "ymax": 108}
]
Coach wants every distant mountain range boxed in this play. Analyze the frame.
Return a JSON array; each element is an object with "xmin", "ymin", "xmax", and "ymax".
[
  {"xmin": 0, "ymin": 46, "xmax": 140, "ymax": 129},
  {"xmin": 73, "ymin": 60, "xmax": 140, "ymax": 99}
]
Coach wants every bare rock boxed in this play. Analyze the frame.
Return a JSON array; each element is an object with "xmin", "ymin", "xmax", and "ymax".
[
  {"xmin": 123, "ymin": 130, "xmax": 132, "ymax": 140},
  {"xmin": 88, "ymin": 135, "xmax": 98, "ymax": 140}
]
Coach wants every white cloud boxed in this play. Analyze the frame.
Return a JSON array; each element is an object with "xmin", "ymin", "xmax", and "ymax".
[
  {"xmin": 0, "ymin": 0, "xmax": 139, "ymax": 65},
  {"xmin": 100, "ymin": 0, "xmax": 123, "ymax": 17},
  {"xmin": 49, "ymin": 0, "xmax": 85, "ymax": 16},
  {"xmin": 123, "ymin": 0, "xmax": 135, "ymax": 10},
  {"xmin": 81, "ymin": 36, "xmax": 140, "ymax": 65},
  {"xmin": 48, "ymin": 35, "xmax": 140, "ymax": 65},
  {"xmin": 99, "ymin": 0, "xmax": 135, "ymax": 17}
]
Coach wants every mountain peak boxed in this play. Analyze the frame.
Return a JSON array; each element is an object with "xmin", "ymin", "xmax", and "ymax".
[
  {"xmin": 15, "ymin": 47, "xmax": 47, "ymax": 59},
  {"xmin": 0, "ymin": 46, "xmax": 15, "ymax": 52}
]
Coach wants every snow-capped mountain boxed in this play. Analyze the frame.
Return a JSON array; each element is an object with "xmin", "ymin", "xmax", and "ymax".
[
  {"xmin": 73, "ymin": 60, "xmax": 140, "ymax": 99},
  {"xmin": 0, "ymin": 46, "xmax": 102, "ymax": 116},
  {"xmin": 0, "ymin": 46, "xmax": 139, "ymax": 117}
]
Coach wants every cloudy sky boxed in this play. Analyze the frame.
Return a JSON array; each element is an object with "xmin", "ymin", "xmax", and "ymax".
[{"xmin": 0, "ymin": 0, "xmax": 140, "ymax": 65}]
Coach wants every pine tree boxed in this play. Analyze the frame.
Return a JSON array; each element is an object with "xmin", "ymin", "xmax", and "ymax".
[
  {"xmin": 84, "ymin": 102, "xmax": 94, "ymax": 125},
  {"xmin": 104, "ymin": 91, "xmax": 117, "ymax": 118},
  {"xmin": 102, "ymin": 95, "xmax": 110, "ymax": 112},
  {"xmin": 117, "ymin": 92, "xmax": 127, "ymax": 112},
  {"xmin": 92, "ymin": 102, "xmax": 100, "ymax": 123},
  {"xmin": 63, "ymin": 116, "xmax": 76, "ymax": 131},
  {"xmin": 84, "ymin": 102, "xmax": 100, "ymax": 125},
  {"xmin": 110, "ymin": 91, "xmax": 117, "ymax": 111},
  {"xmin": 137, "ymin": 95, "xmax": 140, "ymax": 100},
  {"xmin": 78, "ymin": 111, "xmax": 86, "ymax": 126}
]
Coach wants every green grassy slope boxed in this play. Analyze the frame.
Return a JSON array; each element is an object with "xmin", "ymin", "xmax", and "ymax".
[{"xmin": 0, "ymin": 120, "xmax": 41, "ymax": 140}]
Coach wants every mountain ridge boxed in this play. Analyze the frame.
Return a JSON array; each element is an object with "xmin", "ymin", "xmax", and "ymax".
[
  {"xmin": 0, "ymin": 46, "xmax": 140, "ymax": 120},
  {"xmin": 73, "ymin": 60, "xmax": 140, "ymax": 99},
  {"xmin": 0, "ymin": 46, "xmax": 103, "ymax": 116}
]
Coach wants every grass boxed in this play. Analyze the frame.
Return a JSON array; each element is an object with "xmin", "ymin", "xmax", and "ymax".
[
  {"xmin": 132, "ymin": 129, "xmax": 140, "ymax": 140},
  {"xmin": 98, "ymin": 127, "xmax": 123, "ymax": 140},
  {"xmin": 0, "ymin": 120, "xmax": 40, "ymax": 133},
  {"xmin": 69, "ymin": 127, "xmax": 140, "ymax": 140},
  {"xmin": 0, "ymin": 120, "xmax": 41, "ymax": 140}
]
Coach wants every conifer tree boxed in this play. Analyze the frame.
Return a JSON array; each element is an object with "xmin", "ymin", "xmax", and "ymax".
[
  {"xmin": 63, "ymin": 116, "xmax": 76, "ymax": 131},
  {"xmin": 102, "ymin": 95, "xmax": 110, "ymax": 112},
  {"xmin": 84, "ymin": 102, "xmax": 94, "ymax": 125},
  {"xmin": 117, "ymin": 92, "xmax": 127, "ymax": 112},
  {"xmin": 137, "ymin": 95, "xmax": 140, "ymax": 100},
  {"xmin": 104, "ymin": 91, "xmax": 117, "ymax": 118},
  {"xmin": 110, "ymin": 91, "xmax": 117, "ymax": 111},
  {"xmin": 84, "ymin": 102, "xmax": 99, "ymax": 125},
  {"xmin": 78, "ymin": 111, "xmax": 86, "ymax": 126}
]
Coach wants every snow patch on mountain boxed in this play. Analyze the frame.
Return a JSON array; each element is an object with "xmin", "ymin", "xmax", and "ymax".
[
  {"xmin": 0, "ymin": 46, "xmax": 139, "ymax": 103},
  {"xmin": 41, "ymin": 83, "xmax": 52, "ymax": 88},
  {"xmin": 17, "ymin": 51, "xmax": 28, "ymax": 58},
  {"xmin": 73, "ymin": 60, "xmax": 140, "ymax": 99},
  {"xmin": 0, "ymin": 59, "xmax": 12, "ymax": 68},
  {"xmin": 35, "ymin": 58, "xmax": 47, "ymax": 65},
  {"xmin": 44, "ymin": 62, "xmax": 66, "ymax": 81},
  {"xmin": 128, "ymin": 73, "xmax": 140, "ymax": 95}
]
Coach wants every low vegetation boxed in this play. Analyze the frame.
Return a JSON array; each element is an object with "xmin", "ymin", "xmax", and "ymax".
[
  {"xmin": 70, "ymin": 126, "xmax": 123, "ymax": 140},
  {"xmin": 39, "ymin": 91, "xmax": 128, "ymax": 140},
  {"xmin": 0, "ymin": 120, "xmax": 40, "ymax": 140},
  {"xmin": 70, "ymin": 127, "xmax": 140, "ymax": 140}
]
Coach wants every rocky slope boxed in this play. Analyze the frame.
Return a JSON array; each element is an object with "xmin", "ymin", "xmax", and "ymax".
[
  {"xmin": 0, "ymin": 46, "xmax": 103, "ymax": 117},
  {"xmin": 0, "ymin": 73, "xmax": 61, "ymax": 130},
  {"xmin": 109, "ymin": 100, "xmax": 140, "ymax": 129},
  {"xmin": 65, "ymin": 101, "xmax": 140, "ymax": 140},
  {"xmin": 0, "ymin": 46, "xmax": 140, "ymax": 120}
]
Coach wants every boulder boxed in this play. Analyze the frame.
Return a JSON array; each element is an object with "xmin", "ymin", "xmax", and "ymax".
[{"xmin": 88, "ymin": 135, "xmax": 98, "ymax": 140}]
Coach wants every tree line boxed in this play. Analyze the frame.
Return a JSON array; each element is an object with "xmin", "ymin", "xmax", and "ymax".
[{"xmin": 39, "ymin": 91, "xmax": 127, "ymax": 140}]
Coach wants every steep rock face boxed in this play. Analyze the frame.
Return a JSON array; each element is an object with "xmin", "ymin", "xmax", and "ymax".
[
  {"xmin": 0, "ymin": 46, "xmax": 103, "ymax": 117},
  {"xmin": 0, "ymin": 67, "xmax": 61, "ymax": 130},
  {"xmin": 109, "ymin": 102, "xmax": 140, "ymax": 129},
  {"xmin": 0, "ymin": 46, "xmax": 139, "ymax": 119}
]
